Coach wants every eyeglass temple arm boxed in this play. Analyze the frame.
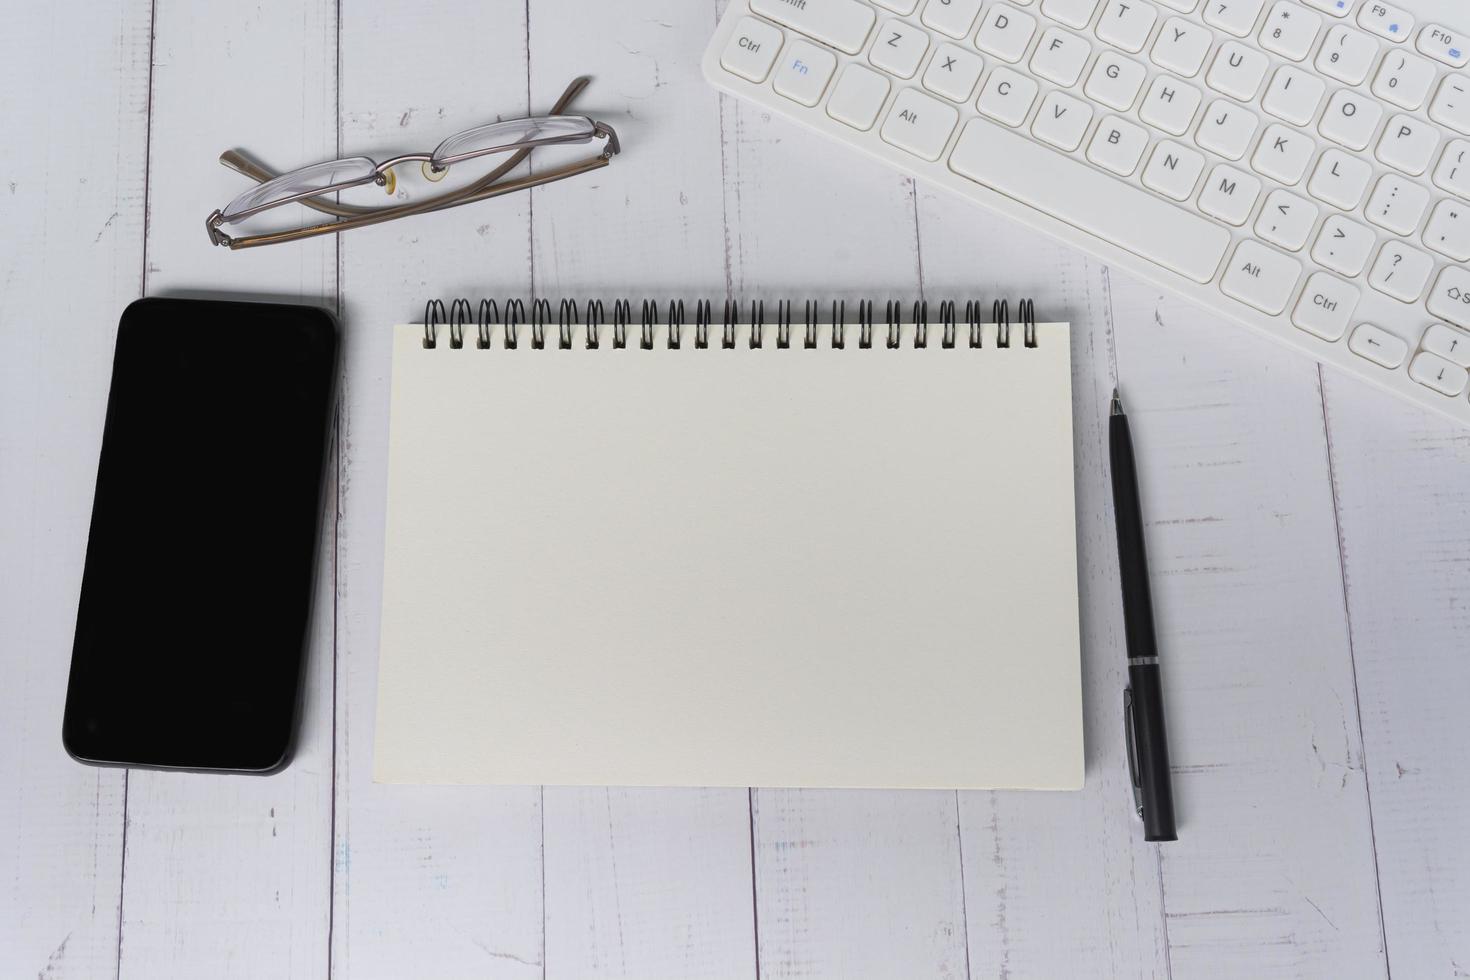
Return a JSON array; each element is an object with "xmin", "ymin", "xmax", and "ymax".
[{"xmin": 211, "ymin": 75, "xmax": 614, "ymax": 244}]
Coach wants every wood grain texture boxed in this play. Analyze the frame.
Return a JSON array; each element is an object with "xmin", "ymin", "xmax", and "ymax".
[
  {"xmin": 115, "ymin": 2, "xmax": 339, "ymax": 977},
  {"xmin": 0, "ymin": 2, "xmax": 152, "ymax": 975},
  {"xmin": 331, "ymin": 2, "xmax": 545, "ymax": 977},
  {"xmin": 1109, "ymin": 285, "xmax": 1386, "ymax": 979},
  {"xmin": 529, "ymin": 4, "xmax": 759, "ymax": 977},
  {"xmin": 1319, "ymin": 372, "xmax": 1470, "ymax": 979},
  {"xmin": 914, "ymin": 195, "xmax": 1172, "ymax": 979},
  {"xmin": 4, "ymin": 0, "xmax": 1470, "ymax": 976}
]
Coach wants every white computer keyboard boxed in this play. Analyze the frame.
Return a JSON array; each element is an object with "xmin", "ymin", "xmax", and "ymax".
[{"xmin": 702, "ymin": 0, "xmax": 1470, "ymax": 425}]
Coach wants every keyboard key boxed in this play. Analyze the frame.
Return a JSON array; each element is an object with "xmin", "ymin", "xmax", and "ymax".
[
  {"xmin": 1372, "ymin": 51, "xmax": 1437, "ymax": 110},
  {"xmin": 1152, "ymin": 17, "xmax": 1213, "ymax": 76},
  {"xmin": 1139, "ymin": 75, "xmax": 1202, "ymax": 134},
  {"xmin": 721, "ymin": 17, "xmax": 784, "ymax": 82},
  {"xmin": 1365, "ymin": 173, "xmax": 1430, "ymax": 234},
  {"xmin": 1042, "ymin": 0, "xmax": 1102, "ymax": 30},
  {"xmin": 1320, "ymin": 89, "xmax": 1384, "ymax": 150},
  {"xmin": 828, "ymin": 64, "xmax": 892, "ymax": 129},
  {"xmin": 923, "ymin": 43, "xmax": 985, "ymax": 102},
  {"xmin": 1358, "ymin": 1, "xmax": 1414, "ymax": 43},
  {"xmin": 1309, "ymin": 148, "xmax": 1374, "ymax": 208},
  {"xmin": 1262, "ymin": 66, "xmax": 1325, "ymax": 125},
  {"xmin": 1424, "ymin": 199, "xmax": 1470, "ymax": 260},
  {"xmin": 1197, "ymin": 100, "xmax": 1259, "ymax": 160},
  {"xmin": 976, "ymin": 4, "xmax": 1038, "ymax": 62},
  {"xmin": 1095, "ymin": 0, "xmax": 1159, "ymax": 53},
  {"xmin": 1252, "ymin": 123, "xmax": 1316, "ymax": 184},
  {"xmin": 977, "ymin": 66, "xmax": 1040, "ymax": 125},
  {"xmin": 1259, "ymin": 1, "xmax": 1322, "ymax": 61},
  {"xmin": 1422, "ymin": 323, "xmax": 1470, "ymax": 366},
  {"xmin": 1256, "ymin": 189, "xmax": 1318, "ymax": 249},
  {"xmin": 1429, "ymin": 76, "xmax": 1470, "ymax": 135},
  {"xmin": 948, "ymin": 117, "xmax": 1231, "ymax": 282},
  {"xmin": 1032, "ymin": 28, "xmax": 1093, "ymax": 86},
  {"xmin": 1349, "ymin": 323, "xmax": 1409, "ymax": 367},
  {"xmin": 750, "ymin": 0, "xmax": 875, "ymax": 54},
  {"xmin": 1207, "ymin": 41, "xmax": 1270, "ymax": 100},
  {"xmin": 1293, "ymin": 272, "xmax": 1359, "ymax": 340},
  {"xmin": 1032, "ymin": 90, "xmax": 1096, "ymax": 150},
  {"xmin": 1417, "ymin": 25, "xmax": 1469, "ymax": 68},
  {"xmin": 874, "ymin": 0, "xmax": 919, "ymax": 12},
  {"xmin": 1085, "ymin": 49, "xmax": 1147, "ymax": 110},
  {"xmin": 1376, "ymin": 114, "xmax": 1439, "ymax": 176},
  {"xmin": 881, "ymin": 89, "xmax": 960, "ymax": 159},
  {"xmin": 774, "ymin": 41, "xmax": 838, "ymax": 106},
  {"xmin": 1199, "ymin": 163, "xmax": 1261, "ymax": 224},
  {"xmin": 1203, "ymin": 0, "xmax": 1267, "ymax": 38},
  {"xmin": 1087, "ymin": 116, "xmax": 1150, "ymax": 175},
  {"xmin": 870, "ymin": 19, "xmax": 930, "ymax": 78},
  {"xmin": 1302, "ymin": 0, "xmax": 1351, "ymax": 15},
  {"xmin": 1316, "ymin": 25, "xmax": 1379, "ymax": 84},
  {"xmin": 923, "ymin": 0, "xmax": 985, "ymax": 38},
  {"xmin": 1427, "ymin": 265, "xmax": 1470, "ymax": 327},
  {"xmin": 1368, "ymin": 241, "xmax": 1434, "ymax": 301},
  {"xmin": 1435, "ymin": 140, "xmax": 1470, "ymax": 197},
  {"xmin": 1312, "ymin": 215, "xmax": 1376, "ymax": 275},
  {"xmin": 1157, "ymin": 0, "xmax": 1199, "ymax": 11},
  {"xmin": 1409, "ymin": 351, "xmax": 1469, "ymax": 396},
  {"xmin": 1221, "ymin": 240, "xmax": 1301, "ymax": 314},
  {"xmin": 1142, "ymin": 140, "xmax": 1207, "ymax": 199}
]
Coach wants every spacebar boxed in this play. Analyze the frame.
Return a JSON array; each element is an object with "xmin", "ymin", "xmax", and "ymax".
[{"xmin": 948, "ymin": 119, "xmax": 1230, "ymax": 285}]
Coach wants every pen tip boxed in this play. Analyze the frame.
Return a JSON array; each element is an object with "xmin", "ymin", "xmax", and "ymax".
[{"xmin": 1110, "ymin": 387, "xmax": 1123, "ymax": 416}]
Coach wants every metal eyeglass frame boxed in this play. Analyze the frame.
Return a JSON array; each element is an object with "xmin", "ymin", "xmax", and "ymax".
[{"xmin": 205, "ymin": 76, "xmax": 619, "ymax": 250}]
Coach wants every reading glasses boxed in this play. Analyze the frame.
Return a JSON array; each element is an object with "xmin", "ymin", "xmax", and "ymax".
[{"xmin": 206, "ymin": 77, "xmax": 619, "ymax": 249}]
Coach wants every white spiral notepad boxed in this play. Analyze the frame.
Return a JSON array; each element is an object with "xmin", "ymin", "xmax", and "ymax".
[{"xmin": 374, "ymin": 299, "xmax": 1083, "ymax": 789}]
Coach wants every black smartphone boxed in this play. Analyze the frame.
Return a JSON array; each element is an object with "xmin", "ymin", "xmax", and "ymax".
[{"xmin": 63, "ymin": 298, "xmax": 338, "ymax": 773}]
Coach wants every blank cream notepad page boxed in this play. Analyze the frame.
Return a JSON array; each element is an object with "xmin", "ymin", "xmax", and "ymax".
[{"xmin": 374, "ymin": 320, "xmax": 1082, "ymax": 789}]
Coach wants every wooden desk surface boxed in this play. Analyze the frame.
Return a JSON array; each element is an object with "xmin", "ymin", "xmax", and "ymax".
[{"xmin": 2, "ymin": 2, "xmax": 1467, "ymax": 977}]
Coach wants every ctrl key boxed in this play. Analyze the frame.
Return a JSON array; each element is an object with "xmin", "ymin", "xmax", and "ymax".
[{"xmin": 722, "ymin": 17, "xmax": 784, "ymax": 83}]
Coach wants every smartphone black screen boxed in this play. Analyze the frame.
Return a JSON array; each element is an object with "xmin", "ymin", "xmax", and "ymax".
[{"xmin": 64, "ymin": 298, "xmax": 338, "ymax": 772}]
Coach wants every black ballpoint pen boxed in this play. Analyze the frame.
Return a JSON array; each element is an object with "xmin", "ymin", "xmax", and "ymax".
[{"xmin": 1110, "ymin": 388, "xmax": 1178, "ymax": 843}]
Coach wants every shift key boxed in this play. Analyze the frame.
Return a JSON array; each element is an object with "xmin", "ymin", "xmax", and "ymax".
[{"xmin": 749, "ymin": 0, "xmax": 876, "ymax": 54}]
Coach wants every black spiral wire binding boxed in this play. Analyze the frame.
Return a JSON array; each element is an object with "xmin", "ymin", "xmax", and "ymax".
[
  {"xmin": 667, "ymin": 300, "xmax": 685, "ymax": 349},
  {"xmin": 477, "ymin": 299, "xmax": 498, "ymax": 349},
  {"xmin": 559, "ymin": 300, "xmax": 578, "ymax": 349},
  {"xmin": 505, "ymin": 299, "xmax": 524, "ymax": 349},
  {"xmin": 445, "ymin": 298, "xmax": 470, "ymax": 349},
  {"xmin": 993, "ymin": 299, "xmax": 1011, "ymax": 348},
  {"xmin": 586, "ymin": 299, "xmax": 604, "ymax": 349},
  {"xmin": 776, "ymin": 301, "xmax": 792, "ymax": 349},
  {"xmin": 529, "ymin": 299, "xmax": 551, "ymax": 349},
  {"xmin": 424, "ymin": 297, "xmax": 1041, "ymax": 352},
  {"xmin": 422, "ymin": 298, "xmax": 446, "ymax": 348},
  {"xmin": 1020, "ymin": 297, "xmax": 1038, "ymax": 348},
  {"xmin": 694, "ymin": 300, "xmax": 712, "ymax": 349},
  {"xmin": 721, "ymin": 299, "xmax": 738, "ymax": 349},
  {"xmin": 612, "ymin": 299, "xmax": 631, "ymax": 349}
]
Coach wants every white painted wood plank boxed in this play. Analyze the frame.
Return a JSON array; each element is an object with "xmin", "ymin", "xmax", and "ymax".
[
  {"xmin": 330, "ymin": 2, "xmax": 546, "ymax": 976},
  {"xmin": 1107, "ymin": 285, "xmax": 1386, "ymax": 978},
  {"xmin": 1318, "ymin": 372, "xmax": 1470, "ymax": 979},
  {"xmin": 717, "ymin": 86, "xmax": 964, "ymax": 979},
  {"xmin": 0, "ymin": 2, "xmax": 151, "ymax": 975},
  {"xmin": 912, "ymin": 190, "xmax": 1171, "ymax": 978},
  {"xmin": 529, "ymin": 3, "xmax": 758, "ymax": 977},
  {"xmin": 116, "ymin": 2, "xmax": 338, "ymax": 977}
]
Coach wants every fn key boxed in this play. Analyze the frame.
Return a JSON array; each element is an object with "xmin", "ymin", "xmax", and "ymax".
[{"xmin": 881, "ymin": 90, "xmax": 959, "ymax": 161}]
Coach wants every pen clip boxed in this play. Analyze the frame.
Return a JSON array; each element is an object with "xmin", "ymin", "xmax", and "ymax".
[{"xmin": 1124, "ymin": 688, "xmax": 1143, "ymax": 820}]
